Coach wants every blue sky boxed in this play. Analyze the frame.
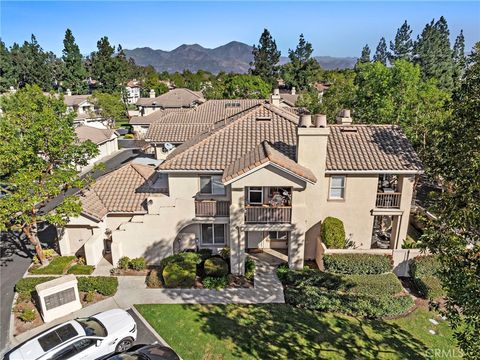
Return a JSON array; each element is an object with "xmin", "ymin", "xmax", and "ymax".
[{"xmin": 1, "ymin": 1, "xmax": 479, "ymax": 57}]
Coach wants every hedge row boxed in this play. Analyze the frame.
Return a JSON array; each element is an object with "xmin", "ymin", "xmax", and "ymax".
[
  {"xmin": 413, "ymin": 276, "xmax": 444, "ymax": 300},
  {"xmin": 67, "ymin": 264, "xmax": 95, "ymax": 275},
  {"xmin": 285, "ymin": 285, "xmax": 413, "ymax": 318},
  {"xmin": 15, "ymin": 277, "xmax": 58, "ymax": 299},
  {"xmin": 409, "ymin": 256, "xmax": 444, "ymax": 300},
  {"xmin": 30, "ymin": 256, "xmax": 76, "ymax": 275},
  {"xmin": 323, "ymin": 254, "xmax": 393, "ymax": 274}
]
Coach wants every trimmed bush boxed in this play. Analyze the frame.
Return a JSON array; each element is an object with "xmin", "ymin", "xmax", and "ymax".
[
  {"xmin": 203, "ymin": 276, "xmax": 228, "ymax": 290},
  {"xmin": 323, "ymin": 254, "xmax": 392, "ymax": 274},
  {"xmin": 198, "ymin": 248, "xmax": 213, "ymax": 261},
  {"xmin": 77, "ymin": 277, "xmax": 118, "ymax": 296},
  {"xmin": 146, "ymin": 269, "xmax": 162, "ymax": 288},
  {"xmin": 204, "ymin": 257, "xmax": 228, "ymax": 277},
  {"xmin": 245, "ymin": 257, "xmax": 256, "ymax": 281},
  {"xmin": 130, "ymin": 257, "xmax": 146, "ymax": 271},
  {"xmin": 285, "ymin": 285, "xmax": 413, "ymax": 318},
  {"xmin": 30, "ymin": 256, "xmax": 76, "ymax": 275},
  {"xmin": 84, "ymin": 291, "xmax": 95, "ymax": 303},
  {"xmin": 409, "ymin": 255, "xmax": 440, "ymax": 278},
  {"xmin": 219, "ymin": 247, "xmax": 231, "ymax": 261},
  {"xmin": 163, "ymin": 263, "xmax": 196, "ymax": 288},
  {"xmin": 118, "ymin": 256, "xmax": 130, "ymax": 270},
  {"xmin": 67, "ymin": 264, "xmax": 94, "ymax": 275},
  {"xmin": 160, "ymin": 252, "xmax": 201, "ymax": 269},
  {"xmin": 15, "ymin": 277, "xmax": 58, "ymax": 300},
  {"xmin": 321, "ymin": 217, "xmax": 346, "ymax": 249},
  {"xmin": 414, "ymin": 276, "xmax": 444, "ymax": 300},
  {"xmin": 18, "ymin": 308, "xmax": 36, "ymax": 322}
]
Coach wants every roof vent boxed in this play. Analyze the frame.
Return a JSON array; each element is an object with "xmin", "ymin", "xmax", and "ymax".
[
  {"xmin": 225, "ymin": 102, "xmax": 241, "ymax": 108},
  {"xmin": 340, "ymin": 126, "xmax": 358, "ymax": 133},
  {"xmin": 256, "ymin": 116, "xmax": 272, "ymax": 121}
]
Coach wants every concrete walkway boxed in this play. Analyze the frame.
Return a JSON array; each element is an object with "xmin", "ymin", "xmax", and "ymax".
[{"xmin": 8, "ymin": 254, "xmax": 284, "ymax": 349}]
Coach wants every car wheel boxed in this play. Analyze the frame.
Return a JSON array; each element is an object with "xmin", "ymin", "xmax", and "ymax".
[{"xmin": 115, "ymin": 337, "xmax": 134, "ymax": 352}]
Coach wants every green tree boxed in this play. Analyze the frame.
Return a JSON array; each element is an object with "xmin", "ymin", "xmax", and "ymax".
[
  {"xmin": 422, "ymin": 43, "xmax": 480, "ymax": 358},
  {"xmin": 317, "ymin": 70, "xmax": 357, "ymax": 122},
  {"xmin": 358, "ymin": 44, "xmax": 371, "ymax": 64},
  {"xmin": 0, "ymin": 85, "xmax": 97, "ymax": 263},
  {"xmin": 0, "ymin": 39, "xmax": 15, "ymax": 91},
  {"xmin": 452, "ymin": 30, "xmax": 466, "ymax": 89},
  {"xmin": 373, "ymin": 37, "xmax": 388, "ymax": 65},
  {"xmin": 206, "ymin": 74, "xmax": 270, "ymax": 99},
  {"xmin": 250, "ymin": 29, "xmax": 281, "ymax": 87},
  {"xmin": 91, "ymin": 92, "xmax": 128, "ymax": 128},
  {"xmin": 389, "ymin": 20, "xmax": 414, "ymax": 62},
  {"xmin": 281, "ymin": 34, "xmax": 321, "ymax": 90},
  {"xmin": 61, "ymin": 29, "xmax": 87, "ymax": 94},
  {"xmin": 414, "ymin": 17, "xmax": 455, "ymax": 92}
]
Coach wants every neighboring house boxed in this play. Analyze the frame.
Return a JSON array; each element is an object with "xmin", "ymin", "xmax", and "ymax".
[
  {"xmin": 135, "ymin": 88, "xmax": 205, "ymax": 116},
  {"xmin": 125, "ymin": 80, "xmax": 141, "ymax": 104},
  {"xmin": 75, "ymin": 125, "xmax": 119, "ymax": 169},
  {"xmin": 64, "ymin": 90, "xmax": 107, "ymax": 128},
  {"xmin": 60, "ymin": 103, "xmax": 423, "ymax": 276}
]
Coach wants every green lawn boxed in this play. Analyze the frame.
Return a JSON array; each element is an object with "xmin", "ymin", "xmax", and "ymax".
[
  {"xmin": 30, "ymin": 256, "xmax": 76, "ymax": 274},
  {"xmin": 135, "ymin": 304, "xmax": 458, "ymax": 360}
]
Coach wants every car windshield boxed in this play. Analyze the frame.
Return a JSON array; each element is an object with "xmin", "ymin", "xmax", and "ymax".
[
  {"xmin": 75, "ymin": 317, "xmax": 107, "ymax": 337},
  {"xmin": 37, "ymin": 324, "xmax": 78, "ymax": 352}
]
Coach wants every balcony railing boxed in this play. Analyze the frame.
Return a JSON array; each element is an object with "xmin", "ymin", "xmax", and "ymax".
[
  {"xmin": 376, "ymin": 193, "xmax": 401, "ymax": 209},
  {"xmin": 245, "ymin": 206, "xmax": 292, "ymax": 223},
  {"xmin": 195, "ymin": 200, "xmax": 230, "ymax": 217}
]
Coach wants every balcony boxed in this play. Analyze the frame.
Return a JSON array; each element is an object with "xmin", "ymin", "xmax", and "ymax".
[
  {"xmin": 195, "ymin": 200, "xmax": 230, "ymax": 217},
  {"xmin": 376, "ymin": 192, "xmax": 401, "ymax": 209},
  {"xmin": 245, "ymin": 206, "xmax": 292, "ymax": 224}
]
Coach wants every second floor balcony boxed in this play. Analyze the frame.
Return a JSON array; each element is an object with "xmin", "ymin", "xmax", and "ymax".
[
  {"xmin": 375, "ymin": 192, "xmax": 401, "ymax": 209},
  {"xmin": 195, "ymin": 200, "xmax": 230, "ymax": 217},
  {"xmin": 245, "ymin": 205, "xmax": 292, "ymax": 223}
]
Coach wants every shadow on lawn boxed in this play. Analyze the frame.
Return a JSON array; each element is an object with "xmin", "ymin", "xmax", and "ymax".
[{"xmin": 188, "ymin": 304, "xmax": 429, "ymax": 359}]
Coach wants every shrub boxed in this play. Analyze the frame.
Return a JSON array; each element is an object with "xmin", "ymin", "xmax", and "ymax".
[
  {"xmin": 198, "ymin": 248, "xmax": 213, "ymax": 261},
  {"xmin": 321, "ymin": 217, "xmax": 346, "ymax": 249},
  {"xmin": 32, "ymin": 249, "xmax": 57, "ymax": 265},
  {"xmin": 245, "ymin": 257, "xmax": 256, "ymax": 281},
  {"xmin": 163, "ymin": 263, "xmax": 196, "ymax": 288},
  {"xmin": 67, "ymin": 264, "xmax": 94, "ymax": 275},
  {"xmin": 30, "ymin": 256, "xmax": 76, "ymax": 275},
  {"xmin": 219, "ymin": 247, "xmax": 231, "ymax": 260},
  {"xmin": 323, "ymin": 254, "xmax": 392, "ymax": 275},
  {"xmin": 130, "ymin": 257, "xmax": 146, "ymax": 271},
  {"xmin": 124, "ymin": 133, "xmax": 134, "ymax": 139},
  {"xmin": 203, "ymin": 276, "xmax": 228, "ymax": 290},
  {"xmin": 285, "ymin": 285, "xmax": 413, "ymax": 318},
  {"xmin": 77, "ymin": 277, "xmax": 118, "ymax": 296},
  {"xmin": 118, "ymin": 256, "xmax": 130, "ymax": 270},
  {"xmin": 204, "ymin": 257, "xmax": 229, "ymax": 277},
  {"xmin": 84, "ymin": 291, "xmax": 95, "ymax": 303},
  {"xmin": 409, "ymin": 255, "xmax": 440, "ymax": 278},
  {"xmin": 146, "ymin": 269, "xmax": 162, "ymax": 288},
  {"xmin": 160, "ymin": 252, "xmax": 201, "ymax": 270},
  {"xmin": 414, "ymin": 276, "xmax": 444, "ymax": 300},
  {"xmin": 341, "ymin": 273, "xmax": 403, "ymax": 296},
  {"xmin": 15, "ymin": 277, "xmax": 58, "ymax": 300},
  {"xmin": 18, "ymin": 308, "xmax": 36, "ymax": 322}
]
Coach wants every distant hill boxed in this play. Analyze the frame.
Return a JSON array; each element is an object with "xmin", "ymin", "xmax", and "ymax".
[{"xmin": 124, "ymin": 41, "xmax": 356, "ymax": 74}]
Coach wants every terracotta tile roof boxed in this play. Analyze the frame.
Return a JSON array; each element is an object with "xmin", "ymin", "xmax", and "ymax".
[
  {"xmin": 136, "ymin": 88, "xmax": 205, "ymax": 108},
  {"xmin": 279, "ymin": 93, "xmax": 299, "ymax": 107},
  {"xmin": 64, "ymin": 95, "xmax": 90, "ymax": 107},
  {"xmin": 326, "ymin": 125, "xmax": 423, "ymax": 172},
  {"xmin": 223, "ymin": 141, "xmax": 317, "ymax": 184},
  {"xmin": 146, "ymin": 99, "xmax": 264, "ymax": 143},
  {"xmin": 129, "ymin": 108, "xmax": 190, "ymax": 125},
  {"xmin": 80, "ymin": 163, "xmax": 165, "ymax": 221},
  {"xmin": 158, "ymin": 104, "xmax": 423, "ymax": 175},
  {"xmin": 75, "ymin": 125, "xmax": 117, "ymax": 145}
]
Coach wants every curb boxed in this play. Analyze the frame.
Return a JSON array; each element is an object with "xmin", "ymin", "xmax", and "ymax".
[{"xmin": 129, "ymin": 306, "xmax": 183, "ymax": 360}]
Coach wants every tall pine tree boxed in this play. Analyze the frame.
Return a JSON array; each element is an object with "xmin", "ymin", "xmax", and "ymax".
[
  {"xmin": 452, "ymin": 30, "xmax": 466, "ymax": 89},
  {"xmin": 373, "ymin": 37, "xmax": 388, "ymax": 65},
  {"xmin": 414, "ymin": 17, "xmax": 455, "ymax": 92},
  {"xmin": 249, "ymin": 29, "xmax": 281, "ymax": 87},
  {"xmin": 359, "ymin": 44, "xmax": 371, "ymax": 63},
  {"xmin": 0, "ymin": 40, "xmax": 15, "ymax": 91},
  {"xmin": 61, "ymin": 29, "xmax": 87, "ymax": 94},
  {"xmin": 389, "ymin": 20, "xmax": 413, "ymax": 61}
]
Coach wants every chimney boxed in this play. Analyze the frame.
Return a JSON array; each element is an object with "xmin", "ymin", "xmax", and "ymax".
[
  {"xmin": 336, "ymin": 109, "xmax": 352, "ymax": 125},
  {"xmin": 313, "ymin": 114, "xmax": 327, "ymax": 128},
  {"xmin": 299, "ymin": 114, "xmax": 312, "ymax": 127},
  {"xmin": 291, "ymin": 87, "xmax": 296, "ymax": 95},
  {"xmin": 270, "ymin": 88, "xmax": 281, "ymax": 107},
  {"xmin": 66, "ymin": 89, "xmax": 72, "ymax": 96},
  {"xmin": 149, "ymin": 89, "xmax": 156, "ymax": 98}
]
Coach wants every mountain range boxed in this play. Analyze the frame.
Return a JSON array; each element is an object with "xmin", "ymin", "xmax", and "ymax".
[{"xmin": 124, "ymin": 41, "xmax": 357, "ymax": 74}]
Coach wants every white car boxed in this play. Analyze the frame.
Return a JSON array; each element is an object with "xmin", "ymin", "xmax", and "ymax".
[{"xmin": 8, "ymin": 309, "xmax": 137, "ymax": 360}]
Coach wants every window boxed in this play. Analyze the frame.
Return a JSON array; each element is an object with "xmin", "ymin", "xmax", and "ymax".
[
  {"xmin": 73, "ymin": 338, "xmax": 95, "ymax": 352},
  {"xmin": 44, "ymin": 287, "xmax": 76, "ymax": 310},
  {"xmin": 269, "ymin": 231, "xmax": 289, "ymax": 240},
  {"xmin": 248, "ymin": 187, "xmax": 263, "ymax": 205},
  {"xmin": 200, "ymin": 176, "xmax": 225, "ymax": 195},
  {"xmin": 38, "ymin": 324, "xmax": 78, "ymax": 352},
  {"xmin": 329, "ymin": 176, "xmax": 346, "ymax": 199},
  {"xmin": 51, "ymin": 345, "xmax": 78, "ymax": 360},
  {"xmin": 201, "ymin": 224, "xmax": 226, "ymax": 245}
]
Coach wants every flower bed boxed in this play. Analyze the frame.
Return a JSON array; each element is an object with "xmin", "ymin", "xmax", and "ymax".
[
  {"xmin": 13, "ymin": 276, "xmax": 118, "ymax": 335},
  {"xmin": 146, "ymin": 249, "xmax": 254, "ymax": 289}
]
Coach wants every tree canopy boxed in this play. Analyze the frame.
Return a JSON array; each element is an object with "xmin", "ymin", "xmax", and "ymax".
[{"xmin": 250, "ymin": 29, "xmax": 281, "ymax": 87}]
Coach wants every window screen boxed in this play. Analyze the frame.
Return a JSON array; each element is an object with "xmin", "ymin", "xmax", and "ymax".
[
  {"xmin": 201, "ymin": 224, "xmax": 213, "ymax": 244},
  {"xmin": 329, "ymin": 176, "xmax": 345, "ymax": 199},
  {"xmin": 214, "ymin": 224, "xmax": 226, "ymax": 244},
  {"xmin": 44, "ymin": 287, "xmax": 76, "ymax": 311}
]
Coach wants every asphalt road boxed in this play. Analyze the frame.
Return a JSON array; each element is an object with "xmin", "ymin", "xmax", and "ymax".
[{"xmin": 127, "ymin": 309, "xmax": 159, "ymax": 346}]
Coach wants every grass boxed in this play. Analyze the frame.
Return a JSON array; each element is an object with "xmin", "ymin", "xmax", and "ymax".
[
  {"xmin": 30, "ymin": 256, "xmax": 76, "ymax": 275},
  {"xmin": 67, "ymin": 264, "xmax": 95, "ymax": 275},
  {"xmin": 135, "ymin": 304, "xmax": 458, "ymax": 360}
]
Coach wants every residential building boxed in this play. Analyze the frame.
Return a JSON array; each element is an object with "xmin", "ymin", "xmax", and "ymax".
[
  {"xmin": 135, "ymin": 88, "xmax": 205, "ymax": 116},
  {"xmin": 59, "ymin": 102, "xmax": 423, "ymax": 275},
  {"xmin": 75, "ymin": 125, "xmax": 118, "ymax": 169},
  {"xmin": 64, "ymin": 90, "xmax": 107, "ymax": 128},
  {"xmin": 125, "ymin": 80, "xmax": 141, "ymax": 104}
]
